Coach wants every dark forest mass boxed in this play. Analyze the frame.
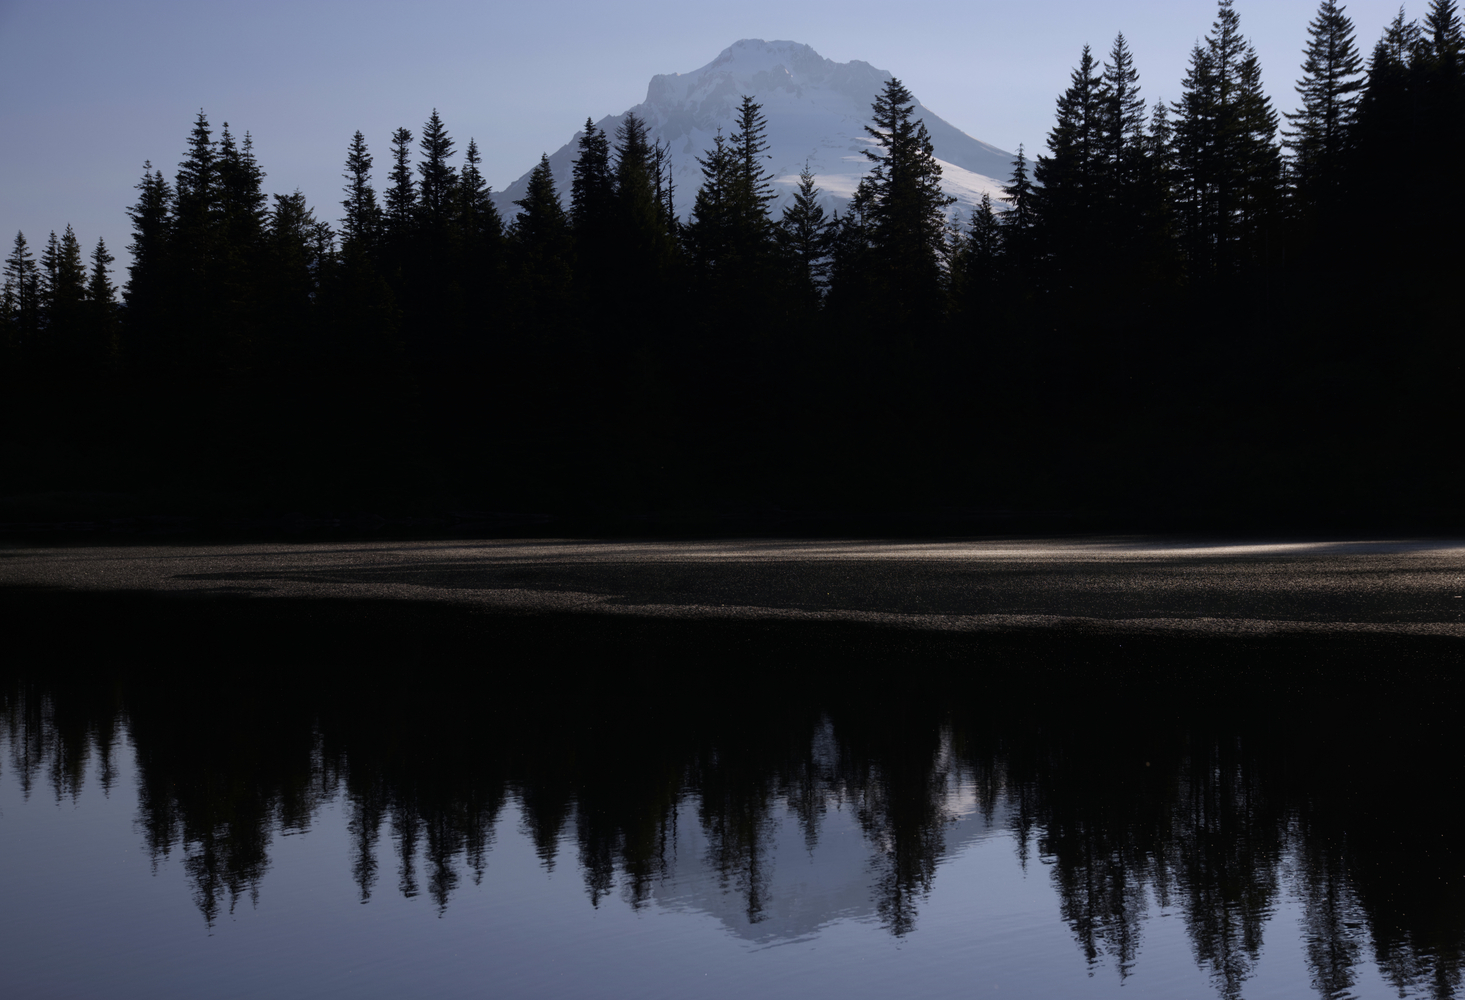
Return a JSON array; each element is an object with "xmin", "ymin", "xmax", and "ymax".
[{"xmin": 2, "ymin": 0, "xmax": 1461, "ymax": 529}]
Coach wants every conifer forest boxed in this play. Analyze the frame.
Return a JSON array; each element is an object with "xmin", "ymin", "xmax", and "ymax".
[{"xmin": 3, "ymin": 0, "xmax": 1462, "ymax": 530}]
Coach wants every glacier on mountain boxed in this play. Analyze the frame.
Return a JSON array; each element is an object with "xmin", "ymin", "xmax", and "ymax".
[{"xmin": 491, "ymin": 39, "xmax": 1014, "ymax": 224}]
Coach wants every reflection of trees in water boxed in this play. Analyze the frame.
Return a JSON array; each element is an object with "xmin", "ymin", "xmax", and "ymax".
[
  {"xmin": 827, "ymin": 705, "xmax": 954, "ymax": 936},
  {"xmin": 1165, "ymin": 741, "xmax": 1286, "ymax": 1000},
  {"xmin": 4, "ymin": 670, "xmax": 1463, "ymax": 997},
  {"xmin": 125, "ymin": 682, "xmax": 338, "ymax": 926}
]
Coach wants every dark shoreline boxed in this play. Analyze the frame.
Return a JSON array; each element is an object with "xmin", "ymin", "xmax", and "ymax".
[{"xmin": 8, "ymin": 586, "xmax": 1463, "ymax": 681}]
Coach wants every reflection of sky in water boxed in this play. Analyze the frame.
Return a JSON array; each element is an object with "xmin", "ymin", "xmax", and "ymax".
[{"xmin": 0, "ymin": 719, "xmax": 1434, "ymax": 1000}]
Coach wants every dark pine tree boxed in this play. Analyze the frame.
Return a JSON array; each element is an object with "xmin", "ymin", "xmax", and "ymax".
[
  {"xmin": 569, "ymin": 118, "xmax": 617, "ymax": 314},
  {"xmin": 170, "ymin": 111, "xmax": 222, "ymax": 363},
  {"xmin": 843, "ymin": 77, "xmax": 955, "ymax": 334},
  {"xmin": 216, "ymin": 126, "xmax": 267, "ymax": 254},
  {"xmin": 414, "ymin": 110, "xmax": 459, "ymax": 351},
  {"xmin": 3, "ymin": 231, "xmax": 42, "ymax": 352},
  {"xmin": 416, "ymin": 110, "xmax": 458, "ymax": 250},
  {"xmin": 39, "ymin": 230, "xmax": 60, "ymax": 311},
  {"xmin": 1424, "ymin": 0, "xmax": 1465, "ymax": 65},
  {"xmin": 1421, "ymin": 0, "xmax": 1465, "ymax": 232},
  {"xmin": 123, "ymin": 161, "xmax": 173, "ymax": 359},
  {"xmin": 333, "ymin": 130, "xmax": 397, "ymax": 364},
  {"xmin": 173, "ymin": 112, "xmax": 218, "ymax": 268},
  {"xmin": 777, "ymin": 163, "xmax": 834, "ymax": 309},
  {"xmin": 728, "ymin": 96, "xmax": 778, "ymax": 266},
  {"xmin": 1284, "ymin": 0, "xmax": 1364, "ymax": 222},
  {"xmin": 1099, "ymin": 33, "xmax": 1158, "ymax": 285},
  {"xmin": 47, "ymin": 225, "xmax": 89, "ymax": 361},
  {"xmin": 955, "ymin": 192, "xmax": 1003, "ymax": 323},
  {"xmin": 611, "ymin": 112, "xmax": 678, "ymax": 350},
  {"xmin": 685, "ymin": 129, "xmax": 735, "ymax": 290},
  {"xmin": 1034, "ymin": 44, "xmax": 1110, "ymax": 303},
  {"xmin": 86, "ymin": 237, "xmax": 119, "ymax": 365},
  {"xmin": 722, "ymin": 97, "xmax": 782, "ymax": 334},
  {"xmin": 213, "ymin": 123, "xmax": 269, "ymax": 359},
  {"xmin": 340, "ymin": 130, "xmax": 381, "ymax": 256},
  {"xmin": 380, "ymin": 126, "xmax": 418, "ymax": 345},
  {"xmin": 265, "ymin": 191, "xmax": 334, "ymax": 359},
  {"xmin": 1172, "ymin": 0, "xmax": 1280, "ymax": 279},
  {"xmin": 1102, "ymin": 33, "xmax": 1147, "ymax": 190},
  {"xmin": 1000, "ymin": 144, "xmax": 1037, "ymax": 299},
  {"xmin": 456, "ymin": 136, "xmax": 505, "ymax": 355},
  {"xmin": 1234, "ymin": 50, "xmax": 1283, "ymax": 270},
  {"xmin": 507, "ymin": 154, "xmax": 573, "ymax": 343},
  {"xmin": 384, "ymin": 126, "xmax": 417, "ymax": 239},
  {"xmin": 382, "ymin": 126, "xmax": 417, "ymax": 278}
]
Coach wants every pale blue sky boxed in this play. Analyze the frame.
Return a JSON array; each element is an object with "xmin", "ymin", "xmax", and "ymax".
[{"xmin": 0, "ymin": 0, "xmax": 1409, "ymax": 276}]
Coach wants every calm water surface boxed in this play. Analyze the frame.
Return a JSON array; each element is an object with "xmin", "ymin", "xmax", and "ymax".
[{"xmin": 2, "ymin": 538, "xmax": 1462, "ymax": 999}]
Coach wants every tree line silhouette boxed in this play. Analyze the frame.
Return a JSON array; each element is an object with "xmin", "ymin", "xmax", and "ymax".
[{"xmin": 2, "ymin": 0, "xmax": 1461, "ymax": 525}]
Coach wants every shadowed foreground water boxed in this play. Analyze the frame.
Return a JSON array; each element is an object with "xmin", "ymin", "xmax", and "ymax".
[{"xmin": 2, "ymin": 538, "xmax": 1463, "ymax": 999}]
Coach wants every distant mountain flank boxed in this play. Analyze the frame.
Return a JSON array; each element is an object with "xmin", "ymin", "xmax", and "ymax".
[{"xmin": 491, "ymin": 39, "xmax": 1013, "ymax": 223}]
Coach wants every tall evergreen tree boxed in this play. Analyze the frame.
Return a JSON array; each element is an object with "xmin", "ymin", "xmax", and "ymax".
[
  {"xmin": 1235, "ymin": 50, "xmax": 1283, "ymax": 264},
  {"xmin": 1284, "ymin": 0, "xmax": 1365, "ymax": 209},
  {"xmin": 719, "ymin": 96, "xmax": 782, "ymax": 317},
  {"xmin": 86, "ymin": 238, "xmax": 119, "ymax": 364},
  {"xmin": 266, "ymin": 190, "xmax": 334, "ymax": 353},
  {"xmin": 212, "ymin": 123, "xmax": 268, "ymax": 345},
  {"xmin": 1424, "ymin": 0, "xmax": 1464, "ymax": 63},
  {"xmin": 957, "ymin": 193, "xmax": 1003, "ymax": 314},
  {"xmin": 39, "ymin": 231, "xmax": 61, "ymax": 314},
  {"xmin": 777, "ymin": 163, "xmax": 834, "ymax": 304},
  {"xmin": 3, "ymin": 231, "xmax": 41, "ymax": 346},
  {"xmin": 173, "ymin": 111, "xmax": 219, "ymax": 267},
  {"xmin": 571, "ymin": 119, "xmax": 615, "ymax": 237},
  {"xmin": 612, "ymin": 113, "xmax": 676, "ymax": 298},
  {"xmin": 846, "ymin": 77, "xmax": 955, "ymax": 327},
  {"xmin": 51, "ymin": 225, "xmax": 89, "ymax": 352},
  {"xmin": 87, "ymin": 237, "xmax": 116, "ymax": 305},
  {"xmin": 416, "ymin": 110, "xmax": 458, "ymax": 239},
  {"xmin": 455, "ymin": 136, "xmax": 504, "ymax": 351},
  {"xmin": 1000, "ymin": 145, "xmax": 1037, "ymax": 287},
  {"xmin": 569, "ymin": 118, "xmax": 617, "ymax": 306},
  {"xmin": 340, "ymin": 130, "xmax": 381, "ymax": 254},
  {"xmin": 332, "ymin": 132, "xmax": 397, "ymax": 363},
  {"xmin": 685, "ymin": 129, "xmax": 736, "ymax": 279},
  {"xmin": 1422, "ymin": 0, "xmax": 1465, "ymax": 213},
  {"xmin": 123, "ymin": 161, "xmax": 173, "ymax": 348},
  {"xmin": 1102, "ymin": 33, "xmax": 1147, "ymax": 180},
  {"xmin": 216, "ymin": 124, "xmax": 267, "ymax": 250},
  {"xmin": 1035, "ymin": 45, "xmax": 1111, "ymax": 296},
  {"xmin": 169, "ymin": 111, "xmax": 224, "ymax": 360},
  {"xmin": 509, "ymin": 155, "xmax": 573, "ymax": 332},
  {"xmin": 458, "ymin": 137, "xmax": 503, "ymax": 257},
  {"xmin": 729, "ymin": 96, "xmax": 777, "ymax": 238},
  {"xmin": 384, "ymin": 127, "xmax": 417, "ymax": 241},
  {"xmin": 1173, "ymin": 0, "xmax": 1282, "ymax": 277}
]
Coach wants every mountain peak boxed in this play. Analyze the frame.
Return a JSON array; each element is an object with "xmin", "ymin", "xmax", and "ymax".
[
  {"xmin": 494, "ymin": 41, "xmax": 1013, "ymax": 223},
  {"xmin": 643, "ymin": 39, "xmax": 889, "ymax": 127}
]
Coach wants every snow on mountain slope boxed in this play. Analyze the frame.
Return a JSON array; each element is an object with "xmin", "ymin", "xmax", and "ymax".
[{"xmin": 491, "ymin": 39, "xmax": 1014, "ymax": 225}]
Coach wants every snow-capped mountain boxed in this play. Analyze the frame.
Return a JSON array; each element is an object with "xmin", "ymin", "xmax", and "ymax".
[{"xmin": 491, "ymin": 39, "xmax": 1014, "ymax": 224}]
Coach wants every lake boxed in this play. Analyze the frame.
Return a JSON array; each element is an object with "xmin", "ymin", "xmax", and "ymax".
[{"xmin": 2, "ymin": 537, "xmax": 1462, "ymax": 999}]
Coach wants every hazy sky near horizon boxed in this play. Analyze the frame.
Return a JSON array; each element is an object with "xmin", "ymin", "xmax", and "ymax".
[{"xmin": 1, "ymin": 0, "xmax": 1410, "ymax": 276}]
